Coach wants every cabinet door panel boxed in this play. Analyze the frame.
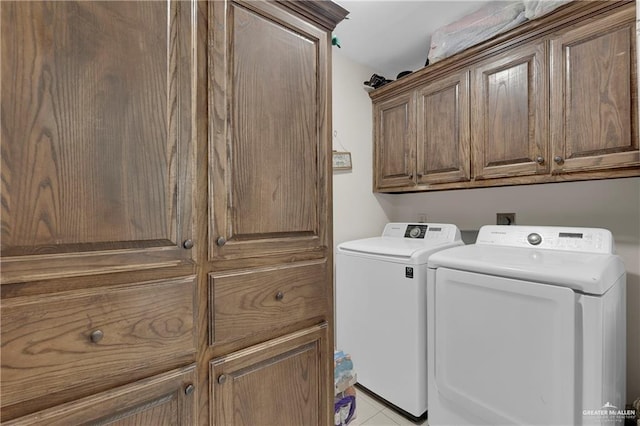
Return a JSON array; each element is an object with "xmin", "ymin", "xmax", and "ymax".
[
  {"xmin": 0, "ymin": 1, "xmax": 195, "ymax": 283},
  {"xmin": 4, "ymin": 365, "xmax": 196, "ymax": 425},
  {"xmin": 416, "ymin": 70, "xmax": 470, "ymax": 184},
  {"xmin": 374, "ymin": 93, "xmax": 416, "ymax": 188},
  {"xmin": 210, "ymin": 325, "xmax": 328, "ymax": 426},
  {"xmin": 210, "ymin": 1, "xmax": 330, "ymax": 260},
  {"xmin": 551, "ymin": 5, "xmax": 638, "ymax": 172},
  {"xmin": 472, "ymin": 41, "xmax": 548, "ymax": 179}
]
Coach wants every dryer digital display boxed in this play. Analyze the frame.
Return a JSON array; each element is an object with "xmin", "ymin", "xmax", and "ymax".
[{"xmin": 559, "ymin": 232, "xmax": 583, "ymax": 239}]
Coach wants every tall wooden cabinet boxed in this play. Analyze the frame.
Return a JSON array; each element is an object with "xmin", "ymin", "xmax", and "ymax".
[
  {"xmin": 1, "ymin": 1, "xmax": 198, "ymax": 422},
  {"xmin": 1, "ymin": 0, "xmax": 347, "ymax": 424},
  {"xmin": 206, "ymin": 1, "xmax": 346, "ymax": 424}
]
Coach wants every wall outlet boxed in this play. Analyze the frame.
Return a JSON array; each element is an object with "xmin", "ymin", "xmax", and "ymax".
[
  {"xmin": 497, "ymin": 213, "xmax": 516, "ymax": 225},
  {"xmin": 417, "ymin": 213, "xmax": 428, "ymax": 223}
]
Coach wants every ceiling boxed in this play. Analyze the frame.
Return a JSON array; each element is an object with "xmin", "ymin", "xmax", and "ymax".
[{"xmin": 333, "ymin": 0, "xmax": 491, "ymax": 79}]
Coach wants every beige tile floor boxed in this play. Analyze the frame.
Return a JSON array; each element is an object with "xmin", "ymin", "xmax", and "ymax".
[{"xmin": 349, "ymin": 387, "xmax": 428, "ymax": 426}]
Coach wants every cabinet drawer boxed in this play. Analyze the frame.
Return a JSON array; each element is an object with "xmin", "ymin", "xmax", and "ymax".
[
  {"xmin": 4, "ymin": 365, "xmax": 196, "ymax": 426},
  {"xmin": 209, "ymin": 260, "xmax": 327, "ymax": 345},
  {"xmin": 0, "ymin": 276, "xmax": 196, "ymax": 413}
]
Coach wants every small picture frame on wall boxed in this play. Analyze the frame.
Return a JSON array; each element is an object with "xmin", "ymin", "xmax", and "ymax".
[{"xmin": 333, "ymin": 151, "xmax": 352, "ymax": 170}]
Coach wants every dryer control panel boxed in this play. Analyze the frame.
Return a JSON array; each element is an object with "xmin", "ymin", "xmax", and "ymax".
[{"xmin": 476, "ymin": 225, "xmax": 615, "ymax": 254}]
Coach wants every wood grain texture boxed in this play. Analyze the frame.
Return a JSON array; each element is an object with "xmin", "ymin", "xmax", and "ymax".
[
  {"xmin": 373, "ymin": 92, "xmax": 416, "ymax": 189},
  {"xmin": 4, "ymin": 365, "xmax": 196, "ymax": 426},
  {"xmin": 371, "ymin": 1, "xmax": 638, "ymax": 194},
  {"xmin": 1, "ymin": 276, "xmax": 196, "ymax": 417},
  {"xmin": 209, "ymin": 260, "xmax": 327, "ymax": 345},
  {"xmin": 209, "ymin": 0, "xmax": 331, "ymax": 261},
  {"xmin": 276, "ymin": 0, "xmax": 349, "ymax": 31},
  {"xmin": 416, "ymin": 69, "xmax": 471, "ymax": 184},
  {"xmin": 550, "ymin": 4, "xmax": 639, "ymax": 173},
  {"xmin": 471, "ymin": 40, "xmax": 548, "ymax": 179},
  {"xmin": 210, "ymin": 324, "xmax": 328, "ymax": 426},
  {"xmin": 204, "ymin": 1, "xmax": 338, "ymax": 424},
  {"xmin": 1, "ymin": 0, "xmax": 341, "ymax": 424},
  {"xmin": 369, "ymin": 1, "xmax": 633, "ymax": 103},
  {"xmin": 0, "ymin": 0, "xmax": 195, "ymax": 275},
  {"xmin": 231, "ymin": 4, "xmax": 316, "ymax": 237},
  {"xmin": 374, "ymin": 169, "xmax": 640, "ymax": 193}
]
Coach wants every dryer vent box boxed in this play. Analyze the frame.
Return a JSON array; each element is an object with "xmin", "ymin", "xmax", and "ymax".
[{"xmin": 497, "ymin": 213, "xmax": 516, "ymax": 225}]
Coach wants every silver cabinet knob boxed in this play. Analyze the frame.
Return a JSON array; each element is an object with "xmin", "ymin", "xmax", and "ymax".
[
  {"xmin": 89, "ymin": 329, "xmax": 104, "ymax": 343},
  {"xmin": 554, "ymin": 156, "xmax": 564, "ymax": 165},
  {"xmin": 218, "ymin": 374, "xmax": 227, "ymax": 384},
  {"xmin": 275, "ymin": 291, "xmax": 284, "ymax": 301},
  {"xmin": 535, "ymin": 156, "xmax": 544, "ymax": 164},
  {"xmin": 182, "ymin": 239, "xmax": 194, "ymax": 249},
  {"xmin": 216, "ymin": 237, "xmax": 226, "ymax": 247},
  {"xmin": 184, "ymin": 384, "xmax": 195, "ymax": 395}
]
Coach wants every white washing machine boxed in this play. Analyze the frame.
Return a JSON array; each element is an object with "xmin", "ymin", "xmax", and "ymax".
[
  {"xmin": 427, "ymin": 225, "xmax": 626, "ymax": 426},
  {"xmin": 336, "ymin": 223, "xmax": 463, "ymax": 419}
]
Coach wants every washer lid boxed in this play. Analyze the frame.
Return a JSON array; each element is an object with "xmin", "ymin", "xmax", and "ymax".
[
  {"xmin": 427, "ymin": 244, "xmax": 625, "ymax": 295},
  {"xmin": 338, "ymin": 237, "xmax": 462, "ymax": 264}
]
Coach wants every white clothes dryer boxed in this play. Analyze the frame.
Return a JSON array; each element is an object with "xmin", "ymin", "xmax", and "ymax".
[
  {"xmin": 427, "ymin": 225, "xmax": 626, "ymax": 426},
  {"xmin": 336, "ymin": 223, "xmax": 463, "ymax": 419}
]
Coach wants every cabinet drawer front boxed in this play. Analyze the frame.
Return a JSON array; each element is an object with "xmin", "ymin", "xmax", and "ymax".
[
  {"xmin": 1, "ymin": 276, "xmax": 196, "ymax": 411},
  {"xmin": 4, "ymin": 365, "xmax": 196, "ymax": 426},
  {"xmin": 210, "ymin": 261, "xmax": 327, "ymax": 345}
]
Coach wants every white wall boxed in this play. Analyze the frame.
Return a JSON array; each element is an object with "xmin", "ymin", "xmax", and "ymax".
[
  {"xmin": 332, "ymin": 50, "xmax": 640, "ymax": 404},
  {"xmin": 331, "ymin": 50, "xmax": 394, "ymax": 249}
]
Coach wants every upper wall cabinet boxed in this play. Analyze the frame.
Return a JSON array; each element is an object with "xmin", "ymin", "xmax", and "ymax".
[
  {"xmin": 374, "ymin": 92, "xmax": 416, "ymax": 189},
  {"xmin": 371, "ymin": 0, "xmax": 639, "ymax": 193},
  {"xmin": 374, "ymin": 69, "xmax": 471, "ymax": 189},
  {"xmin": 1, "ymin": 1, "xmax": 196, "ymax": 282},
  {"xmin": 417, "ymin": 69, "xmax": 471, "ymax": 185},
  {"xmin": 471, "ymin": 41, "xmax": 548, "ymax": 180},
  {"xmin": 550, "ymin": 6, "xmax": 639, "ymax": 173},
  {"xmin": 209, "ymin": 0, "xmax": 331, "ymax": 262}
]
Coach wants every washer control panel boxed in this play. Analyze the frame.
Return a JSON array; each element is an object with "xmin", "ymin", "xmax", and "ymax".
[
  {"xmin": 476, "ymin": 225, "xmax": 614, "ymax": 254},
  {"xmin": 382, "ymin": 223, "xmax": 460, "ymax": 243},
  {"xmin": 404, "ymin": 224, "xmax": 428, "ymax": 239}
]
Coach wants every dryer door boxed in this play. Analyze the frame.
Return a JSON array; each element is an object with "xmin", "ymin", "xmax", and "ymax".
[{"xmin": 433, "ymin": 268, "xmax": 576, "ymax": 425}]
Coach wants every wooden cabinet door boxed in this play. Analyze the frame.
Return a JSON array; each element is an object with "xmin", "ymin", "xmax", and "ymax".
[
  {"xmin": 210, "ymin": 324, "xmax": 329, "ymax": 426},
  {"xmin": 471, "ymin": 41, "xmax": 548, "ymax": 180},
  {"xmin": 0, "ymin": 1, "xmax": 196, "ymax": 284},
  {"xmin": 416, "ymin": 70, "xmax": 470, "ymax": 185},
  {"xmin": 4, "ymin": 365, "xmax": 196, "ymax": 426},
  {"xmin": 209, "ymin": 0, "xmax": 331, "ymax": 261},
  {"xmin": 550, "ymin": 4, "xmax": 638, "ymax": 173},
  {"xmin": 374, "ymin": 92, "xmax": 416, "ymax": 189}
]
